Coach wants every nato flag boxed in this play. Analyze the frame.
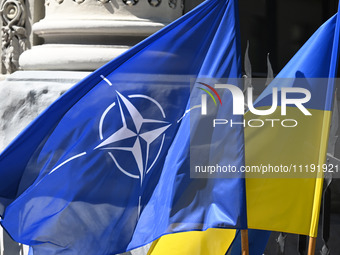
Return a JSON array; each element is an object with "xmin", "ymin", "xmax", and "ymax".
[{"xmin": 0, "ymin": 0, "xmax": 246, "ymax": 253}]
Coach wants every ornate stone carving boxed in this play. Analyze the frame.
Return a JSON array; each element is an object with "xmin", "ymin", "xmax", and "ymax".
[
  {"xmin": 122, "ymin": 0, "xmax": 138, "ymax": 6},
  {"xmin": 168, "ymin": 0, "xmax": 176, "ymax": 9},
  {"xmin": 0, "ymin": 0, "xmax": 28, "ymax": 74},
  {"xmin": 73, "ymin": 0, "xmax": 85, "ymax": 4},
  {"xmin": 148, "ymin": 0, "xmax": 161, "ymax": 7}
]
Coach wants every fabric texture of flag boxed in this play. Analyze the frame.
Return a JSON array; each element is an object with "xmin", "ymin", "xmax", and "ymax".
[
  {"xmin": 0, "ymin": 0, "xmax": 247, "ymax": 254},
  {"xmin": 245, "ymin": 12, "xmax": 340, "ymax": 237},
  {"xmin": 147, "ymin": 228, "xmax": 270, "ymax": 255},
  {"xmin": 147, "ymin": 228, "xmax": 236, "ymax": 255},
  {"xmin": 226, "ymin": 229, "xmax": 270, "ymax": 255}
]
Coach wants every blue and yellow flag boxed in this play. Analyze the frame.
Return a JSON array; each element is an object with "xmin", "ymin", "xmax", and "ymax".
[
  {"xmin": 0, "ymin": 0, "xmax": 247, "ymax": 254},
  {"xmin": 246, "ymin": 12, "xmax": 340, "ymax": 237},
  {"xmin": 147, "ymin": 228, "xmax": 270, "ymax": 255},
  {"xmin": 147, "ymin": 10, "xmax": 340, "ymax": 255}
]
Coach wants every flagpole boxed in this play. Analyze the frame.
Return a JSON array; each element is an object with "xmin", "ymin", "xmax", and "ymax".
[
  {"xmin": 241, "ymin": 229, "xmax": 249, "ymax": 255},
  {"xmin": 308, "ymin": 236, "xmax": 316, "ymax": 255}
]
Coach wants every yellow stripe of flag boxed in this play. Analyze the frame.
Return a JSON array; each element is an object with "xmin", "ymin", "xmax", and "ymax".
[
  {"xmin": 147, "ymin": 229, "xmax": 236, "ymax": 255},
  {"xmin": 245, "ymin": 106, "xmax": 330, "ymax": 237}
]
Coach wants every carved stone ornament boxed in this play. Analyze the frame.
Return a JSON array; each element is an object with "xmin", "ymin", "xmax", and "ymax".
[
  {"xmin": 168, "ymin": 0, "xmax": 176, "ymax": 9},
  {"xmin": 73, "ymin": 0, "xmax": 85, "ymax": 4},
  {"xmin": 0, "ymin": 0, "xmax": 28, "ymax": 73},
  {"xmin": 122, "ymin": 0, "xmax": 138, "ymax": 6},
  {"xmin": 148, "ymin": 0, "xmax": 161, "ymax": 7}
]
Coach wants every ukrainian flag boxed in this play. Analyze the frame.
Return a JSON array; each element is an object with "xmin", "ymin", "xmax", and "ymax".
[
  {"xmin": 246, "ymin": 12, "xmax": 340, "ymax": 237},
  {"xmin": 149, "ymin": 11, "xmax": 340, "ymax": 255}
]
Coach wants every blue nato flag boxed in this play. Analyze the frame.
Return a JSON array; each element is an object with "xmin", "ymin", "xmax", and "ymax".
[{"xmin": 0, "ymin": 0, "xmax": 246, "ymax": 254}]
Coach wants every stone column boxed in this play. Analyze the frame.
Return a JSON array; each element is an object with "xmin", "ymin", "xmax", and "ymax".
[{"xmin": 19, "ymin": 0, "xmax": 184, "ymax": 71}]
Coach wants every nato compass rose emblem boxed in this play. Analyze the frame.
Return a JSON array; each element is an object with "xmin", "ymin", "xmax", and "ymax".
[
  {"xmin": 94, "ymin": 90, "xmax": 171, "ymax": 186},
  {"xmin": 47, "ymin": 75, "xmax": 196, "ymax": 217},
  {"xmin": 47, "ymin": 75, "xmax": 173, "ymax": 217}
]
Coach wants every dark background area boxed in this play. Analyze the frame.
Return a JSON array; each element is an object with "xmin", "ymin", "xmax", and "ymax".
[{"xmin": 239, "ymin": 0, "xmax": 338, "ymax": 76}]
